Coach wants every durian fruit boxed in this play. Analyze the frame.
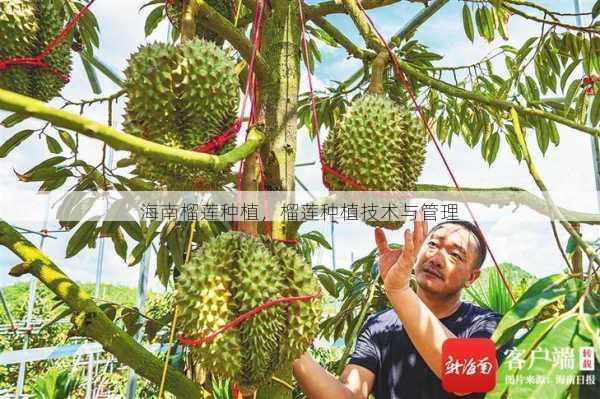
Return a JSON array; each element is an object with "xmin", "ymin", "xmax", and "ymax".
[
  {"xmin": 175, "ymin": 232, "xmax": 322, "ymax": 393},
  {"xmin": 0, "ymin": 0, "xmax": 72, "ymax": 101},
  {"xmin": 322, "ymin": 94, "xmax": 428, "ymax": 229},
  {"xmin": 166, "ymin": 0, "xmax": 233, "ymax": 43},
  {"xmin": 122, "ymin": 39, "xmax": 239, "ymax": 190}
]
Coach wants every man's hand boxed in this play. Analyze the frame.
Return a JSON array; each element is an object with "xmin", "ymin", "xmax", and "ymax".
[{"xmin": 375, "ymin": 210, "xmax": 428, "ymax": 292}]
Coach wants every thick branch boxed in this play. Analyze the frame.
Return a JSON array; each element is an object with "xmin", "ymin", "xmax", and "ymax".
[
  {"xmin": 340, "ymin": 0, "xmax": 383, "ymax": 51},
  {"xmin": 194, "ymin": 0, "xmax": 270, "ymax": 84},
  {"xmin": 312, "ymin": 16, "xmax": 372, "ymax": 60},
  {"xmin": 288, "ymin": 184, "xmax": 600, "ymax": 236},
  {"xmin": 394, "ymin": 61, "xmax": 600, "ymax": 138},
  {"xmin": 305, "ymin": 0, "xmax": 410, "ymax": 19},
  {"xmin": 0, "ymin": 89, "xmax": 264, "ymax": 170},
  {"xmin": 0, "ymin": 220, "xmax": 202, "ymax": 398},
  {"xmin": 389, "ymin": 0, "xmax": 449, "ymax": 48}
]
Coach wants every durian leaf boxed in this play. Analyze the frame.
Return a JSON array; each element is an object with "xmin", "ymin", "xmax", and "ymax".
[
  {"xmin": 145, "ymin": 5, "xmax": 165, "ymax": 37},
  {"xmin": 156, "ymin": 244, "xmax": 171, "ymax": 288},
  {"xmin": 46, "ymin": 136, "xmax": 63, "ymax": 154},
  {"xmin": 462, "ymin": 5, "xmax": 474, "ymax": 42},
  {"xmin": 80, "ymin": 51, "xmax": 124, "ymax": 87},
  {"xmin": 317, "ymin": 273, "xmax": 337, "ymax": 296},
  {"xmin": 58, "ymin": 131, "xmax": 77, "ymax": 153},
  {"xmin": 1, "ymin": 113, "xmax": 29, "ymax": 128},
  {"xmin": 111, "ymin": 227, "xmax": 128, "ymax": 261},
  {"xmin": 590, "ymin": 92, "xmax": 600, "ymax": 126},
  {"xmin": 127, "ymin": 242, "xmax": 148, "ymax": 267},
  {"xmin": 492, "ymin": 273, "xmax": 571, "ymax": 347},
  {"xmin": 66, "ymin": 217, "xmax": 100, "ymax": 258},
  {"xmin": 0, "ymin": 130, "xmax": 34, "ymax": 158},
  {"xmin": 593, "ymin": 0, "xmax": 600, "ymax": 19},
  {"xmin": 80, "ymin": 53, "xmax": 102, "ymax": 95},
  {"xmin": 38, "ymin": 176, "xmax": 69, "ymax": 193}
]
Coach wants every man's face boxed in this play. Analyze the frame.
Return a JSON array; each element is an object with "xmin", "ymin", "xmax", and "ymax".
[{"xmin": 413, "ymin": 224, "xmax": 481, "ymax": 297}]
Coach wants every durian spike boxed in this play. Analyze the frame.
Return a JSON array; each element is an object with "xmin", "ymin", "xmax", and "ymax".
[{"xmin": 367, "ymin": 51, "xmax": 388, "ymax": 95}]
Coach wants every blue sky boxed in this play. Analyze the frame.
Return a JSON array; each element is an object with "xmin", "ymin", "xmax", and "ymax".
[{"xmin": 1, "ymin": 0, "xmax": 599, "ymax": 294}]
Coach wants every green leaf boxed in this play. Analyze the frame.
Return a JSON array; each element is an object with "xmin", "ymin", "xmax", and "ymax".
[
  {"xmin": 156, "ymin": 244, "xmax": 171, "ymax": 288},
  {"xmin": 475, "ymin": 7, "xmax": 486, "ymax": 39},
  {"xmin": 80, "ymin": 52, "xmax": 101, "ymax": 94},
  {"xmin": 462, "ymin": 5, "xmax": 474, "ymax": 42},
  {"xmin": 58, "ymin": 130, "xmax": 77, "ymax": 152},
  {"xmin": 492, "ymin": 274, "xmax": 571, "ymax": 346},
  {"xmin": 565, "ymin": 236, "xmax": 577, "ymax": 255},
  {"xmin": 590, "ymin": 93, "xmax": 600, "ymax": 126},
  {"xmin": 548, "ymin": 121, "xmax": 560, "ymax": 146},
  {"xmin": 144, "ymin": 5, "xmax": 164, "ymax": 37},
  {"xmin": 38, "ymin": 176, "xmax": 68, "ymax": 192},
  {"xmin": 0, "ymin": 129, "xmax": 34, "ymax": 157},
  {"xmin": 593, "ymin": 0, "xmax": 600, "ymax": 19},
  {"xmin": 534, "ymin": 118, "xmax": 550, "ymax": 155},
  {"xmin": 111, "ymin": 228, "xmax": 127, "ymax": 261},
  {"xmin": 503, "ymin": 315, "xmax": 590, "ymax": 399},
  {"xmin": 525, "ymin": 76, "xmax": 540, "ymax": 101},
  {"xmin": 1, "ymin": 112, "xmax": 29, "ymax": 128},
  {"xmin": 127, "ymin": 242, "xmax": 148, "ymax": 266},
  {"xmin": 301, "ymin": 230, "xmax": 332, "ymax": 250},
  {"xmin": 45, "ymin": 135, "xmax": 62, "ymax": 154},
  {"xmin": 121, "ymin": 220, "xmax": 144, "ymax": 242},
  {"xmin": 564, "ymin": 79, "xmax": 580, "ymax": 109},
  {"xmin": 318, "ymin": 273, "xmax": 337, "ymax": 296},
  {"xmin": 560, "ymin": 60, "xmax": 580, "ymax": 92},
  {"xmin": 66, "ymin": 217, "xmax": 100, "ymax": 258}
]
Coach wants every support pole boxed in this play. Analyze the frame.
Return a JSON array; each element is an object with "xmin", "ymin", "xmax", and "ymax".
[
  {"xmin": 125, "ymin": 249, "xmax": 151, "ymax": 399},
  {"xmin": 15, "ymin": 196, "xmax": 50, "ymax": 398}
]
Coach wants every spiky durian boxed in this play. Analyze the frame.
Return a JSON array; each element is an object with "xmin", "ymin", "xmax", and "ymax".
[
  {"xmin": 0, "ymin": 0, "xmax": 72, "ymax": 101},
  {"xmin": 175, "ymin": 232, "xmax": 322, "ymax": 393},
  {"xmin": 166, "ymin": 0, "xmax": 234, "ymax": 44},
  {"xmin": 122, "ymin": 39, "xmax": 239, "ymax": 190},
  {"xmin": 323, "ymin": 94, "xmax": 428, "ymax": 229}
]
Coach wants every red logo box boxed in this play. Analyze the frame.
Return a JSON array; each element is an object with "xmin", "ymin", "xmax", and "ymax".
[{"xmin": 441, "ymin": 338, "xmax": 497, "ymax": 394}]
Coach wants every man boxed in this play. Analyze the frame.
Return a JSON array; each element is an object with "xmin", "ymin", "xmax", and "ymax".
[{"xmin": 293, "ymin": 211, "xmax": 510, "ymax": 399}]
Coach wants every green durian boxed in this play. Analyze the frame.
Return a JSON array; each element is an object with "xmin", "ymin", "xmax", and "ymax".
[
  {"xmin": 323, "ymin": 94, "xmax": 428, "ymax": 229},
  {"xmin": 175, "ymin": 232, "xmax": 322, "ymax": 393},
  {"xmin": 0, "ymin": 0, "xmax": 72, "ymax": 101},
  {"xmin": 166, "ymin": 0, "xmax": 234, "ymax": 43},
  {"xmin": 122, "ymin": 39, "xmax": 239, "ymax": 190}
]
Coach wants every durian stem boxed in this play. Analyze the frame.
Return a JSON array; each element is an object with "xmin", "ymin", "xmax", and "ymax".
[
  {"xmin": 367, "ymin": 51, "xmax": 388, "ymax": 95},
  {"xmin": 509, "ymin": 108, "xmax": 600, "ymax": 268},
  {"xmin": 0, "ymin": 219, "xmax": 203, "ymax": 398},
  {"xmin": 340, "ymin": 0, "xmax": 383, "ymax": 52},
  {"xmin": 0, "ymin": 88, "xmax": 265, "ymax": 171},
  {"xmin": 181, "ymin": 0, "xmax": 200, "ymax": 42}
]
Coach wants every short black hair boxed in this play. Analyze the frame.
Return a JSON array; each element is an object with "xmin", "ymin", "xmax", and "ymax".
[{"xmin": 428, "ymin": 220, "xmax": 487, "ymax": 269}]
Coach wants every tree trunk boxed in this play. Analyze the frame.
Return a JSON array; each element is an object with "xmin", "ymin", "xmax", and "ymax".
[{"xmin": 242, "ymin": 0, "xmax": 301, "ymax": 397}]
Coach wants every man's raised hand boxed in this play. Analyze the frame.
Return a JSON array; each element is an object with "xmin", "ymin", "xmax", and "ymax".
[{"xmin": 374, "ymin": 210, "xmax": 429, "ymax": 292}]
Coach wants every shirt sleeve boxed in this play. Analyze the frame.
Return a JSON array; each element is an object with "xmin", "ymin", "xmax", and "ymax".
[
  {"xmin": 347, "ymin": 317, "xmax": 381, "ymax": 375},
  {"xmin": 465, "ymin": 312, "xmax": 514, "ymax": 365}
]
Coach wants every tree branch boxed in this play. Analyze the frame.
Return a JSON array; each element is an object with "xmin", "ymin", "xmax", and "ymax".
[
  {"xmin": 393, "ymin": 61, "xmax": 600, "ymax": 138},
  {"xmin": 287, "ymin": 183, "xmax": 600, "ymax": 235},
  {"xmin": 312, "ymin": 16, "xmax": 373, "ymax": 60},
  {"xmin": 509, "ymin": 108, "xmax": 600, "ymax": 268},
  {"xmin": 502, "ymin": 3, "xmax": 599, "ymax": 34},
  {"xmin": 194, "ymin": 0, "xmax": 271, "ymax": 84},
  {"xmin": 0, "ymin": 89, "xmax": 264, "ymax": 170},
  {"xmin": 389, "ymin": 0, "xmax": 449, "ymax": 48},
  {"xmin": 0, "ymin": 220, "xmax": 203, "ymax": 398},
  {"xmin": 305, "ymin": 0, "xmax": 413, "ymax": 19},
  {"xmin": 340, "ymin": 0, "xmax": 383, "ymax": 51}
]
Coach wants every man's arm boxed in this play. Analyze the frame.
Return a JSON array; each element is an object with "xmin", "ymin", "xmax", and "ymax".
[
  {"xmin": 386, "ymin": 287, "xmax": 456, "ymax": 379},
  {"xmin": 292, "ymin": 353, "xmax": 375, "ymax": 399}
]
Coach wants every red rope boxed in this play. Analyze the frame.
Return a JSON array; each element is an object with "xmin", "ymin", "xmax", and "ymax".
[
  {"xmin": 0, "ymin": 0, "xmax": 98, "ymax": 82},
  {"xmin": 355, "ymin": 0, "xmax": 515, "ymax": 303},
  {"xmin": 179, "ymin": 291, "xmax": 319, "ymax": 346}
]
